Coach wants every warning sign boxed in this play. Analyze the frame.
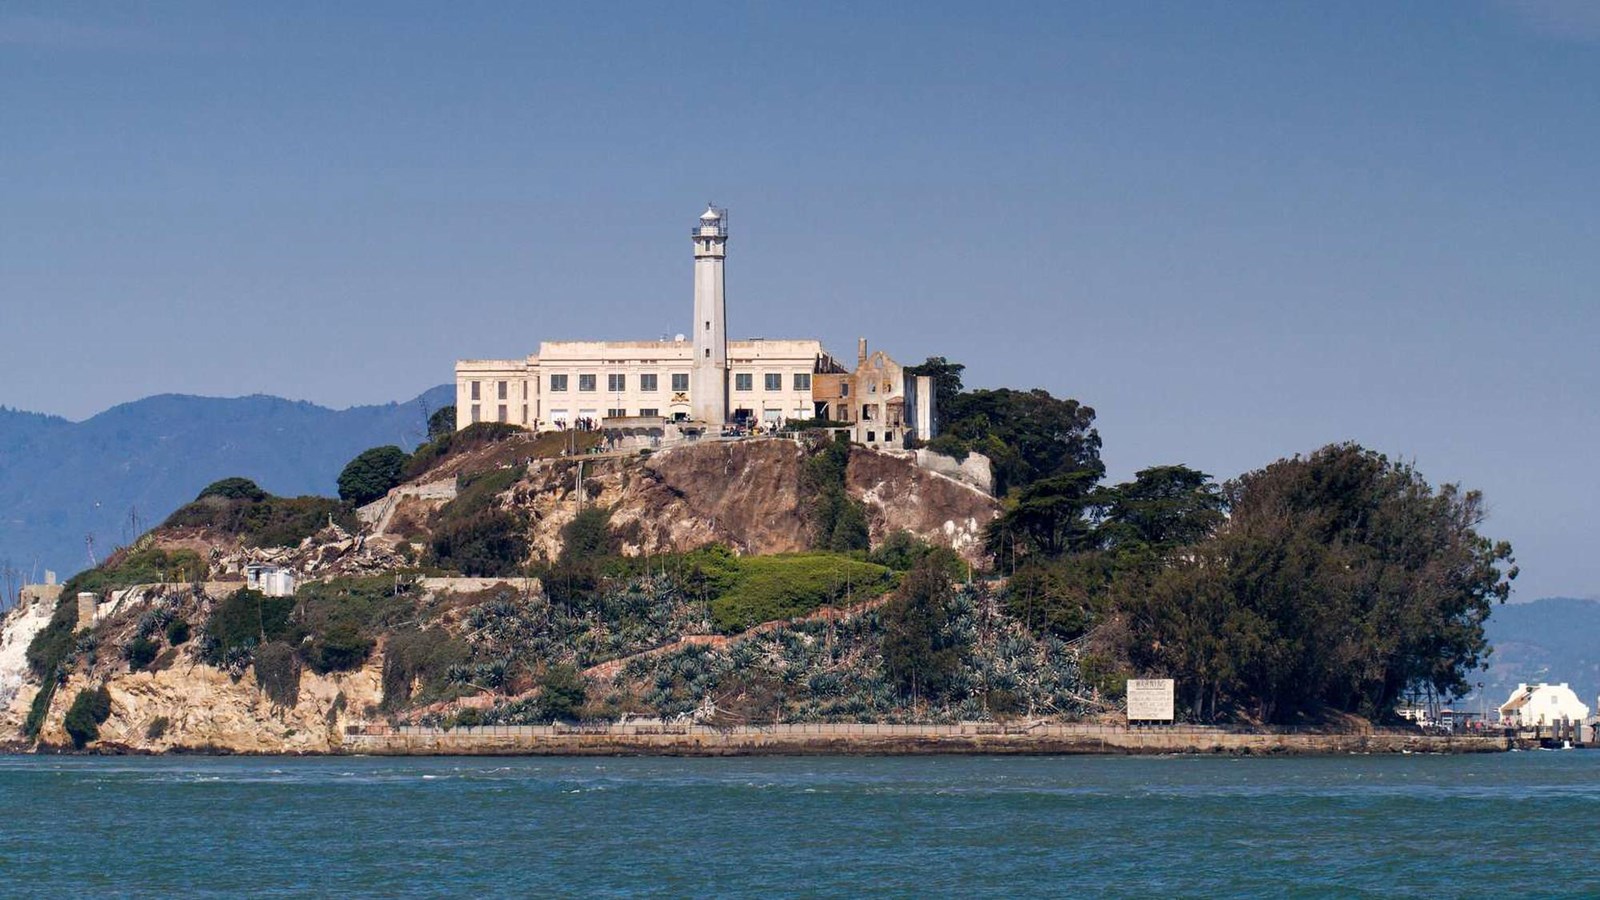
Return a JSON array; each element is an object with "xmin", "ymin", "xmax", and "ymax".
[{"xmin": 1126, "ymin": 679, "xmax": 1175, "ymax": 721}]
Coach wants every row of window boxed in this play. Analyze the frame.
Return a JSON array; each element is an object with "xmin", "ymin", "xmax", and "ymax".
[
  {"xmin": 468, "ymin": 381, "xmax": 522, "ymax": 401},
  {"xmin": 544, "ymin": 372, "xmax": 813, "ymax": 393}
]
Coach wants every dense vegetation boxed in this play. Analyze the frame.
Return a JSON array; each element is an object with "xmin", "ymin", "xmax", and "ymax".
[
  {"xmin": 915, "ymin": 355, "xmax": 1102, "ymax": 497},
  {"xmin": 62, "ymin": 686, "xmax": 112, "ymax": 749},
  {"xmin": 194, "ymin": 577, "xmax": 420, "ymax": 685},
  {"xmin": 980, "ymin": 440, "xmax": 1515, "ymax": 724},
  {"xmin": 337, "ymin": 445, "xmax": 409, "ymax": 505},
  {"xmin": 163, "ymin": 478, "xmax": 355, "ymax": 548},
  {"xmin": 426, "ymin": 466, "xmax": 529, "ymax": 577},
  {"xmin": 800, "ymin": 433, "xmax": 869, "ymax": 552},
  {"xmin": 1118, "ymin": 445, "xmax": 1516, "ymax": 723},
  {"xmin": 23, "ymin": 543, "xmax": 206, "ymax": 737}
]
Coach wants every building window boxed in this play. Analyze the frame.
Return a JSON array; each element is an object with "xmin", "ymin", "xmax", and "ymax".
[
  {"xmin": 640, "ymin": 373, "xmax": 658, "ymax": 392},
  {"xmin": 607, "ymin": 408, "xmax": 626, "ymax": 418},
  {"xmin": 862, "ymin": 405, "xmax": 876, "ymax": 421},
  {"xmin": 734, "ymin": 373, "xmax": 753, "ymax": 391},
  {"xmin": 841, "ymin": 383, "xmax": 850, "ymax": 397},
  {"xmin": 550, "ymin": 374, "xmax": 568, "ymax": 392},
  {"xmin": 764, "ymin": 373, "xmax": 781, "ymax": 391},
  {"xmin": 639, "ymin": 408, "xmax": 659, "ymax": 417},
  {"xmin": 578, "ymin": 374, "xmax": 596, "ymax": 392},
  {"xmin": 497, "ymin": 381, "xmax": 507, "ymax": 401},
  {"xmin": 498, "ymin": 404, "xmax": 507, "ymax": 423},
  {"xmin": 866, "ymin": 431, "xmax": 876, "ymax": 443},
  {"xmin": 470, "ymin": 404, "xmax": 481, "ymax": 424},
  {"xmin": 608, "ymin": 374, "xmax": 625, "ymax": 392},
  {"xmin": 705, "ymin": 349, "xmax": 711, "ymax": 358},
  {"xmin": 671, "ymin": 373, "xmax": 689, "ymax": 391},
  {"xmin": 470, "ymin": 381, "xmax": 481, "ymax": 401},
  {"xmin": 794, "ymin": 373, "xmax": 811, "ymax": 391}
]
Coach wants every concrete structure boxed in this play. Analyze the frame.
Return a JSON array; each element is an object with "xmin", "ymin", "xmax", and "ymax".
[
  {"xmin": 341, "ymin": 721, "xmax": 1510, "ymax": 756},
  {"xmin": 18, "ymin": 582, "xmax": 63, "ymax": 611},
  {"xmin": 245, "ymin": 564, "xmax": 296, "ymax": 598},
  {"xmin": 1498, "ymin": 682, "xmax": 1591, "ymax": 727},
  {"xmin": 813, "ymin": 340, "xmax": 936, "ymax": 450},
  {"xmin": 75, "ymin": 592, "xmax": 97, "ymax": 631},
  {"xmin": 455, "ymin": 207, "xmax": 936, "ymax": 446},
  {"xmin": 691, "ymin": 206, "xmax": 729, "ymax": 426}
]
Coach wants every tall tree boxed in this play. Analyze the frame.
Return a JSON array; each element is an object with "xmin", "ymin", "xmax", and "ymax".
[
  {"xmin": 880, "ymin": 555, "xmax": 963, "ymax": 703},
  {"xmin": 1099, "ymin": 465, "xmax": 1226, "ymax": 555},
  {"xmin": 1119, "ymin": 444, "xmax": 1516, "ymax": 724},
  {"xmin": 337, "ymin": 446, "xmax": 409, "ymax": 505},
  {"xmin": 427, "ymin": 405, "xmax": 457, "ymax": 441},
  {"xmin": 906, "ymin": 356, "xmax": 965, "ymax": 413},
  {"xmin": 940, "ymin": 388, "xmax": 1102, "ymax": 495}
]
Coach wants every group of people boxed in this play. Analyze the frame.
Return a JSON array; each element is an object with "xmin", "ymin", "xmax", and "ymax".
[{"xmin": 550, "ymin": 417, "xmax": 600, "ymax": 433}]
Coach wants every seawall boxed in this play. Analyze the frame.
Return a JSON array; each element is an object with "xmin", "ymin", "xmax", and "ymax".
[{"xmin": 341, "ymin": 722, "xmax": 1509, "ymax": 756}]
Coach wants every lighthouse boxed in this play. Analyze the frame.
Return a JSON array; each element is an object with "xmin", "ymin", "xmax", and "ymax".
[{"xmin": 691, "ymin": 205, "xmax": 729, "ymax": 426}]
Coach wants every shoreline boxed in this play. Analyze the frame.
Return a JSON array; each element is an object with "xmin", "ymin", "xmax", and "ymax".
[
  {"xmin": 339, "ymin": 723, "xmax": 1511, "ymax": 757},
  {"xmin": 4, "ymin": 723, "xmax": 1515, "ymax": 757}
]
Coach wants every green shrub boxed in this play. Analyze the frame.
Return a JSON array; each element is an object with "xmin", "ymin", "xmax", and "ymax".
[
  {"xmin": 427, "ymin": 406, "xmax": 457, "ymax": 441},
  {"xmin": 198, "ymin": 477, "xmax": 268, "ymax": 502},
  {"xmin": 801, "ymin": 434, "xmax": 869, "ymax": 552},
  {"xmin": 253, "ymin": 641, "xmax": 302, "ymax": 706},
  {"xmin": 710, "ymin": 554, "xmax": 897, "ymax": 633},
  {"xmin": 26, "ymin": 546, "xmax": 205, "ymax": 687},
  {"xmin": 429, "ymin": 510, "xmax": 528, "ymax": 577},
  {"xmin": 165, "ymin": 618, "xmax": 191, "ymax": 645},
  {"xmin": 63, "ymin": 686, "xmax": 112, "ymax": 749},
  {"xmin": 164, "ymin": 490, "xmax": 354, "ymax": 550},
  {"xmin": 338, "ymin": 445, "xmax": 410, "ymax": 506},
  {"xmin": 382, "ymin": 627, "xmax": 474, "ymax": 710},
  {"xmin": 294, "ymin": 577, "xmax": 418, "ymax": 673},
  {"xmin": 23, "ymin": 679, "xmax": 57, "ymax": 739},
  {"xmin": 145, "ymin": 716, "xmax": 170, "ymax": 740},
  {"xmin": 538, "ymin": 664, "xmax": 588, "ymax": 722},
  {"xmin": 201, "ymin": 588, "xmax": 296, "ymax": 665},
  {"xmin": 303, "ymin": 624, "xmax": 372, "ymax": 674},
  {"xmin": 402, "ymin": 422, "xmax": 526, "ymax": 481},
  {"xmin": 438, "ymin": 466, "xmax": 525, "ymax": 525},
  {"xmin": 124, "ymin": 636, "xmax": 159, "ymax": 672},
  {"xmin": 450, "ymin": 707, "xmax": 485, "ymax": 729}
]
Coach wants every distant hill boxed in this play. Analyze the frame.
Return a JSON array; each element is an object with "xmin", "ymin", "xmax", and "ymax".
[
  {"xmin": 0, "ymin": 387, "xmax": 451, "ymax": 584},
  {"xmin": 1476, "ymin": 597, "xmax": 1600, "ymax": 711}
]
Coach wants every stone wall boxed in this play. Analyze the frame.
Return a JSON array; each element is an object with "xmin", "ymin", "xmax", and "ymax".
[{"xmin": 342, "ymin": 722, "xmax": 1510, "ymax": 756}]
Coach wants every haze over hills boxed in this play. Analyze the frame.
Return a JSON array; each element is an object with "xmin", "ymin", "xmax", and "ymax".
[
  {"xmin": 0, "ymin": 386, "xmax": 451, "ymax": 586},
  {"xmin": 1475, "ymin": 597, "xmax": 1600, "ymax": 712}
]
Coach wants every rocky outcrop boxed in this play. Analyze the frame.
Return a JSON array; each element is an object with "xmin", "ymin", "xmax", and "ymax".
[
  {"xmin": 35, "ymin": 650, "xmax": 383, "ymax": 754},
  {"xmin": 0, "ymin": 598, "xmax": 53, "ymax": 737},
  {"xmin": 848, "ymin": 448, "xmax": 997, "ymax": 562},
  {"xmin": 497, "ymin": 439, "xmax": 1000, "ymax": 565}
]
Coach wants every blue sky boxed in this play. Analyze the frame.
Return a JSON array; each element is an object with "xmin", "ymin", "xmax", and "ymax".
[{"xmin": 2, "ymin": 2, "xmax": 1597, "ymax": 600}]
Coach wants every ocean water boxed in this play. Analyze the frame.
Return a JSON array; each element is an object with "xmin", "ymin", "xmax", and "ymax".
[{"xmin": 1, "ymin": 752, "xmax": 1595, "ymax": 897}]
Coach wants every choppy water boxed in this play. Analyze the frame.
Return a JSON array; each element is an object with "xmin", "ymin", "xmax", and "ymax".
[{"xmin": 1, "ymin": 752, "xmax": 1596, "ymax": 897}]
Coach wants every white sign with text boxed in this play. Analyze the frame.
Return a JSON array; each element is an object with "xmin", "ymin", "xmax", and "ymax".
[{"xmin": 1126, "ymin": 678, "xmax": 1175, "ymax": 721}]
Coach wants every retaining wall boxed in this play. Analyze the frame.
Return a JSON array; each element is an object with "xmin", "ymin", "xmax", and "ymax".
[{"xmin": 340, "ymin": 722, "xmax": 1509, "ymax": 756}]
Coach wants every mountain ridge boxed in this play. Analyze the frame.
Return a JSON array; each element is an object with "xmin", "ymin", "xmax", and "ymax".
[{"xmin": 0, "ymin": 386, "xmax": 453, "ymax": 583}]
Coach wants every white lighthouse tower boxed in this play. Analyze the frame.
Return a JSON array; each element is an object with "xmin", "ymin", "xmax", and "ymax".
[{"xmin": 691, "ymin": 204, "xmax": 729, "ymax": 426}]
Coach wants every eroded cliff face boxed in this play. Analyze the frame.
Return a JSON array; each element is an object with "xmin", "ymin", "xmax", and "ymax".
[
  {"xmin": 847, "ymin": 449, "xmax": 995, "ymax": 561},
  {"xmin": 0, "ymin": 600, "xmax": 52, "ymax": 741},
  {"xmin": 510, "ymin": 441, "xmax": 815, "ymax": 561},
  {"xmin": 35, "ymin": 650, "xmax": 383, "ymax": 754},
  {"xmin": 502, "ymin": 439, "xmax": 998, "ymax": 565}
]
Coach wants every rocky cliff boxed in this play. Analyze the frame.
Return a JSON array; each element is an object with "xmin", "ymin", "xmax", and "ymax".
[{"xmin": 1, "ymin": 434, "xmax": 1009, "ymax": 754}]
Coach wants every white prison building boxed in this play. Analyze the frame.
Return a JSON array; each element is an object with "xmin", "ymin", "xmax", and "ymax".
[{"xmin": 455, "ymin": 207, "xmax": 937, "ymax": 449}]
